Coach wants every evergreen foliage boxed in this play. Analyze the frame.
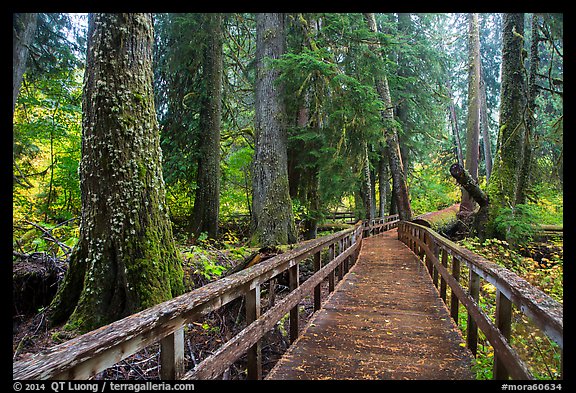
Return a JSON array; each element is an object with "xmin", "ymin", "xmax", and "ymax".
[{"xmin": 13, "ymin": 14, "xmax": 562, "ymax": 370}]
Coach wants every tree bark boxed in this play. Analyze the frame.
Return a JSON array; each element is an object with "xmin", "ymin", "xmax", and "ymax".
[
  {"xmin": 13, "ymin": 13, "xmax": 38, "ymax": 114},
  {"xmin": 450, "ymin": 164, "xmax": 489, "ymax": 208},
  {"xmin": 191, "ymin": 13, "xmax": 223, "ymax": 239},
  {"xmin": 479, "ymin": 67, "xmax": 493, "ymax": 181},
  {"xmin": 462, "ymin": 13, "xmax": 481, "ymax": 212},
  {"xmin": 251, "ymin": 13, "xmax": 297, "ymax": 246},
  {"xmin": 516, "ymin": 13, "xmax": 540, "ymax": 205},
  {"xmin": 487, "ymin": 13, "xmax": 526, "ymax": 236},
  {"xmin": 363, "ymin": 13, "xmax": 412, "ymax": 221},
  {"xmin": 360, "ymin": 142, "xmax": 374, "ymax": 221},
  {"xmin": 48, "ymin": 13, "xmax": 184, "ymax": 331},
  {"xmin": 446, "ymin": 80, "xmax": 464, "ymax": 167},
  {"xmin": 377, "ymin": 146, "xmax": 389, "ymax": 217},
  {"xmin": 412, "ymin": 204, "xmax": 460, "ymax": 235},
  {"xmin": 450, "ymin": 163, "xmax": 489, "ymax": 239}
]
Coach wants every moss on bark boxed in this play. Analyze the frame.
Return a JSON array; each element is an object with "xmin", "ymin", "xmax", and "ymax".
[{"xmin": 48, "ymin": 13, "xmax": 183, "ymax": 332}]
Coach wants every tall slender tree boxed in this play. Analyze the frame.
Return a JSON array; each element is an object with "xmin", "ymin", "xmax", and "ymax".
[
  {"xmin": 251, "ymin": 13, "xmax": 297, "ymax": 246},
  {"xmin": 191, "ymin": 13, "xmax": 223, "ymax": 239},
  {"xmin": 363, "ymin": 13, "xmax": 412, "ymax": 221},
  {"xmin": 49, "ymin": 13, "xmax": 184, "ymax": 331},
  {"xmin": 462, "ymin": 13, "xmax": 481, "ymax": 212}
]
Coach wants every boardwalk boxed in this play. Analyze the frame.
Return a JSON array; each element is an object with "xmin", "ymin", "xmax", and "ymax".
[{"xmin": 266, "ymin": 228, "xmax": 475, "ymax": 380}]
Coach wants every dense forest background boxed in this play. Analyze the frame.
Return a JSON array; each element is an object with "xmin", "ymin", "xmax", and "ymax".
[
  {"xmin": 13, "ymin": 12, "xmax": 562, "ymax": 379},
  {"xmin": 13, "ymin": 13, "xmax": 562, "ymax": 243}
]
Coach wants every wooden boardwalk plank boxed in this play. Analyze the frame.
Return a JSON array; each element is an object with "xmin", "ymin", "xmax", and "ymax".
[{"xmin": 266, "ymin": 228, "xmax": 475, "ymax": 380}]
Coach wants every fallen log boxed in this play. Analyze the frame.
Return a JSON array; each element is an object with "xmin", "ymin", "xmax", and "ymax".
[
  {"xmin": 449, "ymin": 163, "xmax": 489, "ymax": 209},
  {"xmin": 412, "ymin": 204, "xmax": 460, "ymax": 235},
  {"xmin": 449, "ymin": 163, "xmax": 490, "ymax": 239}
]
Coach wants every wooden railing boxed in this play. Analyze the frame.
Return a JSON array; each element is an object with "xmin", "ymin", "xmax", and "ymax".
[
  {"xmin": 13, "ymin": 216, "xmax": 398, "ymax": 380},
  {"xmin": 328, "ymin": 211, "xmax": 356, "ymax": 222},
  {"xmin": 363, "ymin": 214, "xmax": 399, "ymax": 237},
  {"xmin": 398, "ymin": 221, "xmax": 563, "ymax": 380}
]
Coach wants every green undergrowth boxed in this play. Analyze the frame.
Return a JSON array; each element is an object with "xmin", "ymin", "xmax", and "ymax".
[{"xmin": 456, "ymin": 236, "xmax": 563, "ymax": 380}]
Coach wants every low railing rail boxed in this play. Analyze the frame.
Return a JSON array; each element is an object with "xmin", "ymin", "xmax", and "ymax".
[
  {"xmin": 398, "ymin": 221, "xmax": 563, "ymax": 380},
  {"xmin": 13, "ymin": 216, "xmax": 398, "ymax": 380}
]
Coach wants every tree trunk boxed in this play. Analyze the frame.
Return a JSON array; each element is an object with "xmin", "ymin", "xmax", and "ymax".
[
  {"xmin": 446, "ymin": 80, "xmax": 464, "ymax": 167},
  {"xmin": 191, "ymin": 13, "xmax": 223, "ymax": 239},
  {"xmin": 48, "ymin": 13, "xmax": 184, "ymax": 331},
  {"xmin": 479, "ymin": 67, "xmax": 493, "ymax": 181},
  {"xmin": 378, "ymin": 146, "xmax": 389, "ymax": 217},
  {"xmin": 251, "ymin": 13, "xmax": 297, "ymax": 247},
  {"xmin": 450, "ymin": 163, "xmax": 489, "ymax": 240},
  {"xmin": 363, "ymin": 13, "xmax": 412, "ymax": 221},
  {"xmin": 13, "ymin": 13, "xmax": 38, "ymax": 115},
  {"xmin": 516, "ymin": 13, "xmax": 540, "ymax": 205},
  {"xmin": 487, "ymin": 13, "xmax": 526, "ymax": 235},
  {"xmin": 412, "ymin": 204, "xmax": 460, "ymax": 235},
  {"xmin": 462, "ymin": 13, "xmax": 481, "ymax": 213},
  {"xmin": 360, "ymin": 142, "xmax": 374, "ymax": 221}
]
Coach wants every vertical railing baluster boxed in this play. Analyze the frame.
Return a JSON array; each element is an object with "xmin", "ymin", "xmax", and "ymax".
[
  {"xmin": 493, "ymin": 289, "xmax": 512, "ymax": 379},
  {"xmin": 467, "ymin": 269, "xmax": 480, "ymax": 356},
  {"xmin": 451, "ymin": 256, "xmax": 461, "ymax": 323},
  {"xmin": 344, "ymin": 235, "xmax": 350, "ymax": 274},
  {"xmin": 338, "ymin": 238, "xmax": 344, "ymax": 281},
  {"xmin": 160, "ymin": 327, "xmax": 184, "ymax": 380},
  {"xmin": 328, "ymin": 243, "xmax": 335, "ymax": 293},
  {"xmin": 425, "ymin": 233, "xmax": 433, "ymax": 275},
  {"xmin": 289, "ymin": 262, "xmax": 300, "ymax": 344},
  {"xmin": 440, "ymin": 248, "xmax": 448, "ymax": 302},
  {"xmin": 246, "ymin": 285, "xmax": 262, "ymax": 379},
  {"xmin": 431, "ymin": 239, "xmax": 439, "ymax": 288},
  {"xmin": 313, "ymin": 251, "xmax": 322, "ymax": 312}
]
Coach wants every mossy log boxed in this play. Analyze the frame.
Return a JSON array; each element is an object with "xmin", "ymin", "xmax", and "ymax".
[
  {"xmin": 449, "ymin": 163, "xmax": 489, "ymax": 209},
  {"xmin": 412, "ymin": 204, "xmax": 460, "ymax": 234}
]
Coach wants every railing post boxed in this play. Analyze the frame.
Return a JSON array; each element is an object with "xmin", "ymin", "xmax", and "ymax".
[
  {"xmin": 431, "ymin": 240, "xmax": 439, "ymax": 288},
  {"xmin": 493, "ymin": 289, "xmax": 512, "ymax": 380},
  {"xmin": 328, "ymin": 243, "xmax": 335, "ymax": 293},
  {"xmin": 289, "ymin": 263, "xmax": 300, "ymax": 344},
  {"xmin": 160, "ymin": 327, "xmax": 185, "ymax": 380},
  {"xmin": 269, "ymin": 277, "xmax": 276, "ymax": 307},
  {"xmin": 440, "ymin": 249, "xmax": 448, "ymax": 302},
  {"xmin": 450, "ymin": 256, "xmax": 461, "ymax": 323},
  {"xmin": 425, "ymin": 233, "xmax": 434, "ymax": 275},
  {"xmin": 313, "ymin": 251, "xmax": 322, "ymax": 312},
  {"xmin": 338, "ymin": 238, "xmax": 344, "ymax": 281},
  {"xmin": 418, "ymin": 229, "xmax": 426, "ymax": 260},
  {"xmin": 245, "ymin": 284, "xmax": 262, "ymax": 379},
  {"xmin": 467, "ymin": 269, "xmax": 480, "ymax": 356},
  {"xmin": 344, "ymin": 235, "xmax": 350, "ymax": 274}
]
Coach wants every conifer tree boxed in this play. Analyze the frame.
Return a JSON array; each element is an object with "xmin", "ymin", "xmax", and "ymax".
[{"xmin": 49, "ymin": 13, "xmax": 184, "ymax": 331}]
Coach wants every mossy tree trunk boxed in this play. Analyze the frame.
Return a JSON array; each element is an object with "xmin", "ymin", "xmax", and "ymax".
[
  {"xmin": 516, "ymin": 13, "xmax": 540, "ymax": 206},
  {"xmin": 251, "ymin": 13, "xmax": 297, "ymax": 247},
  {"xmin": 48, "ymin": 13, "xmax": 184, "ymax": 332},
  {"xmin": 191, "ymin": 13, "xmax": 223, "ymax": 240},
  {"xmin": 486, "ymin": 13, "xmax": 526, "ymax": 237}
]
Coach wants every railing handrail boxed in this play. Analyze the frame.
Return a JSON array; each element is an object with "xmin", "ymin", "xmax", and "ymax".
[
  {"xmin": 13, "ymin": 216, "xmax": 398, "ymax": 380},
  {"xmin": 397, "ymin": 220, "xmax": 563, "ymax": 380}
]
